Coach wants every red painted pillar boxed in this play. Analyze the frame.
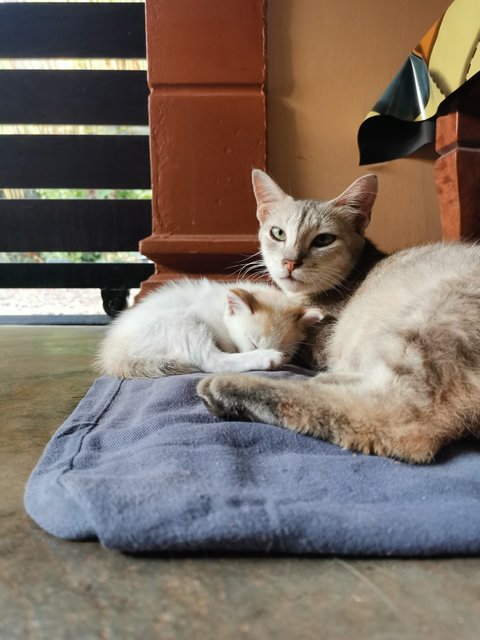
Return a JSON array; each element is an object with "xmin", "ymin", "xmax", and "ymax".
[
  {"xmin": 435, "ymin": 76, "xmax": 480, "ymax": 241},
  {"xmin": 139, "ymin": 0, "xmax": 266, "ymax": 296}
]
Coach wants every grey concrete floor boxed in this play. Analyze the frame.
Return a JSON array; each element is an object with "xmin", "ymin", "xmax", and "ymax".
[{"xmin": 1, "ymin": 326, "xmax": 480, "ymax": 640}]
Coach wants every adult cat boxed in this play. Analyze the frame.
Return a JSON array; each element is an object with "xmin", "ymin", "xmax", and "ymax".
[
  {"xmin": 252, "ymin": 169, "xmax": 387, "ymax": 369},
  {"xmin": 198, "ymin": 170, "xmax": 480, "ymax": 463},
  {"xmin": 97, "ymin": 278, "xmax": 322, "ymax": 378}
]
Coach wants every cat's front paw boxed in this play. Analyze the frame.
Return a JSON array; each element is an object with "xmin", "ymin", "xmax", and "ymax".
[
  {"xmin": 248, "ymin": 348, "xmax": 285, "ymax": 371},
  {"xmin": 198, "ymin": 373, "xmax": 245, "ymax": 419},
  {"xmin": 198, "ymin": 373, "xmax": 283, "ymax": 423}
]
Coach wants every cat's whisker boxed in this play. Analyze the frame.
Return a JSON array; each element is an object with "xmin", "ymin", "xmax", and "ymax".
[
  {"xmin": 299, "ymin": 267, "xmax": 347, "ymax": 293},
  {"xmin": 233, "ymin": 261, "xmax": 268, "ymax": 281},
  {"xmin": 228, "ymin": 251, "xmax": 263, "ymax": 270},
  {"xmin": 235, "ymin": 270, "xmax": 266, "ymax": 282},
  {"xmin": 229, "ymin": 262, "xmax": 265, "ymax": 279},
  {"xmin": 228, "ymin": 257, "xmax": 266, "ymax": 273},
  {"xmin": 234, "ymin": 250, "xmax": 262, "ymax": 261},
  {"xmin": 242, "ymin": 260, "xmax": 266, "ymax": 271},
  {"xmin": 313, "ymin": 267, "xmax": 352, "ymax": 294},
  {"xmin": 245, "ymin": 271, "xmax": 269, "ymax": 284},
  {"xmin": 241, "ymin": 274, "xmax": 261, "ymax": 284}
]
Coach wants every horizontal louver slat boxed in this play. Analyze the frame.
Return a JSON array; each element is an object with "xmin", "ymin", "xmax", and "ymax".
[
  {"xmin": 0, "ymin": 200, "xmax": 151, "ymax": 251},
  {"xmin": 0, "ymin": 3, "xmax": 146, "ymax": 59},
  {"xmin": 0, "ymin": 263, "xmax": 154, "ymax": 288},
  {"xmin": 0, "ymin": 135, "xmax": 151, "ymax": 189},
  {"xmin": 0, "ymin": 71, "xmax": 148, "ymax": 126}
]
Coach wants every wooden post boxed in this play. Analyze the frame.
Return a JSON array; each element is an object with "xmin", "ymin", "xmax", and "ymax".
[
  {"xmin": 139, "ymin": 0, "xmax": 266, "ymax": 296},
  {"xmin": 435, "ymin": 75, "xmax": 480, "ymax": 241}
]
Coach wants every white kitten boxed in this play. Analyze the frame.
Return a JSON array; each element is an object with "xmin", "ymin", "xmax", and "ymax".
[{"xmin": 97, "ymin": 278, "xmax": 322, "ymax": 378}]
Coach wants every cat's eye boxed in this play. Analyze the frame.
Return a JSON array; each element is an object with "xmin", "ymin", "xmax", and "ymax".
[
  {"xmin": 311, "ymin": 233, "xmax": 336, "ymax": 247},
  {"xmin": 270, "ymin": 227, "xmax": 286, "ymax": 242}
]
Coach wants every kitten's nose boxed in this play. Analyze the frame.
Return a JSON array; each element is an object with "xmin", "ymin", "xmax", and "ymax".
[{"xmin": 283, "ymin": 259, "xmax": 303, "ymax": 273}]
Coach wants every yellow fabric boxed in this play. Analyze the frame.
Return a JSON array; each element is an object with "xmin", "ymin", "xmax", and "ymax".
[
  {"xmin": 428, "ymin": 0, "xmax": 480, "ymax": 94},
  {"xmin": 358, "ymin": 0, "xmax": 479, "ymax": 164}
]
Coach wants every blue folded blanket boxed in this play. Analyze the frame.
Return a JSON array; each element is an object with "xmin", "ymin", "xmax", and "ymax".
[{"xmin": 25, "ymin": 369, "xmax": 480, "ymax": 555}]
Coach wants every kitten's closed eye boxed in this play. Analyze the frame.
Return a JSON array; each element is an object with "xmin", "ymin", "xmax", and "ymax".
[{"xmin": 311, "ymin": 233, "xmax": 336, "ymax": 247}]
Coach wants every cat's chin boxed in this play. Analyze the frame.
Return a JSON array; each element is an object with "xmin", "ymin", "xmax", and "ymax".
[{"xmin": 275, "ymin": 275, "xmax": 309, "ymax": 294}]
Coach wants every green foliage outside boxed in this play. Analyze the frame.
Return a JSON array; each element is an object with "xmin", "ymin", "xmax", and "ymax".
[{"xmin": 35, "ymin": 188, "xmax": 151, "ymax": 201}]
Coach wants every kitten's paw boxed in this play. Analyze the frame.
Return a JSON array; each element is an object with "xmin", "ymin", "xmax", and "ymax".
[{"xmin": 248, "ymin": 349, "xmax": 286, "ymax": 371}]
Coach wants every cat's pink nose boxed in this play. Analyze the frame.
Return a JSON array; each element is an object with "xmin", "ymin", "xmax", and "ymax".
[{"xmin": 283, "ymin": 259, "xmax": 302, "ymax": 273}]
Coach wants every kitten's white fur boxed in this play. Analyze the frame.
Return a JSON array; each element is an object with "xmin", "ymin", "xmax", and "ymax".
[{"xmin": 97, "ymin": 279, "xmax": 322, "ymax": 378}]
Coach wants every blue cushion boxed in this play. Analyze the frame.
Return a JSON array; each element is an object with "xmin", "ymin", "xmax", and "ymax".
[{"xmin": 24, "ymin": 370, "xmax": 480, "ymax": 555}]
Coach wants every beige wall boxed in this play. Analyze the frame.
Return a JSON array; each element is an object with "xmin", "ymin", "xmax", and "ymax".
[{"xmin": 267, "ymin": 0, "xmax": 452, "ymax": 252}]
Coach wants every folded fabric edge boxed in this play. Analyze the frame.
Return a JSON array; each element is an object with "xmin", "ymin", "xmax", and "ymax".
[
  {"xmin": 24, "ymin": 472, "xmax": 97, "ymax": 539},
  {"xmin": 23, "ymin": 376, "xmax": 123, "ymax": 539},
  {"xmin": 358, "ymin": 116, "xmax": 436, "ymax": 165}
]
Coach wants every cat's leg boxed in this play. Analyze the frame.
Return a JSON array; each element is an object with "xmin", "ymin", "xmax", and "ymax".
[{"xmin": 197, "ymin": 373, "xmax": 443, "ymax": 463}]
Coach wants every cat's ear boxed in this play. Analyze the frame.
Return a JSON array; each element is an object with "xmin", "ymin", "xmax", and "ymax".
[
  {"xmin": 334, "ymin": 174, "xmax": 378, "ymax": 232},
  {"xmin": 252, "ymin": 169, "xmax": 289, "ymax": 223},
  {"xmin": 300, "ymin": 308, "xmax": 324, "ymax": 327},
  {"xmin": 226, "ymin": 288, "xmax": 257, "ymax": 315}
]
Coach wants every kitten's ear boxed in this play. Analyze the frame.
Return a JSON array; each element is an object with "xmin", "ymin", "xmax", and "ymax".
[
  {"xmin": 226, "ymin": 288, "xmax": 257, "ymax": 315},
  {"xmin": 252, "ymin": 169, "xmax": 289, "ymax": 223},
  {"xmin": 300, "ymin": 308, "xmax": 324, "ymax": 327},
  {"xmin": 334, "ymin": 174, "xmax": 378, "ymax": 232}
]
